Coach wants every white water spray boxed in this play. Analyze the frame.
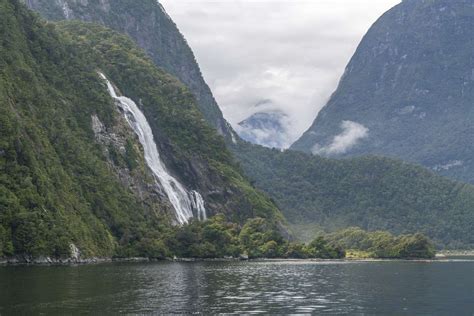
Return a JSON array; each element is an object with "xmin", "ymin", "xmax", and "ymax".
[
  {"xmin": 99, "ymin": 73, "xmax": 207, "ymax": 224},
  {"xmin": 191, "ymin": 190, "xmax": 207, "ymax": 221}
]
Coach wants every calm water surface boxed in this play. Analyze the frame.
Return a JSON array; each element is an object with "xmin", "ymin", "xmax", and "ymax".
[{"xmin": 1, "ymin": 259, "xmax": 474, "ymax": 314}]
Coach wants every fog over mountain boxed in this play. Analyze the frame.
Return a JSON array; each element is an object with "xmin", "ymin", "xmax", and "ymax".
[
  {"xmin": 161, "ymin": 0, "xmax": 401, "ymax": 146},
  {"xmin": 292, "ymin": 0, "xmax": 474, "ymax": 184}
]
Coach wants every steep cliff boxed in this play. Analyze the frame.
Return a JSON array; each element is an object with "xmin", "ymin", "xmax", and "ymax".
[
  {"xmin": 0, "ymin": 0, "xmax": 284, "ymax": 259},
  {"xmin": 21, "ymin": 0, "xmax": 474, "ymax": 248},
  {"xmin": 24, "ymin": 0, "xmax": 236, "ymax": 141},
  {"xmin": 292, "ymin": 0, "xmax": 474, "ymax": 183}
]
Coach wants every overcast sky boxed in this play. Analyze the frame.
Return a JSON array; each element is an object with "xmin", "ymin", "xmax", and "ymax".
[{"xmin": 160, "ymin": 0, "xmax": 401, "ymax": 146}]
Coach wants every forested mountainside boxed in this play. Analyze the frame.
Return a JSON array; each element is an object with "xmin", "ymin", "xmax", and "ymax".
[
  {"xmin": 24, "ymin": 0, "xmax": 236, "ymax": 140},
  {"xmin": 233, "ymin": 142, "xmax": 474, "ymax": 248},
  {"xmin": 292, "ymin": 0, "xmax": 474, "ymax": 183},
  {"xmin": 22, "ymin": 0, "xmax": 474, "ymax": 249},
  {"xmin": 0, "ymin": 0, "xmax": 284, "ymax": 259}
]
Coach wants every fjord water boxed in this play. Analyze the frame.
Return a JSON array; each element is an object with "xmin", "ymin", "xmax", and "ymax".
[
  {"xmin": 100, "ymin": 73, "xmax": 207, "ymax": 224},
  {"xmin": 1, "ymin": 260, "xmax": 474, "ymax": 314}
]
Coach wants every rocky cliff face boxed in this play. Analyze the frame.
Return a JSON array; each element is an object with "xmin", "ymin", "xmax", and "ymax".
[
  {"xmin": 22, "ymin": 0, "xmax": 279, "ymax": 223},
  {"xmin": 90, "ymin": 112, "xmax": 173, "ymax": 217},
  {"xmin": 20, "ymin": 0, "xmax": 474, "ymax": 249},
  {"xmin": 0, "ymin": 0, "xmax": 284, "ymax": 259},
  {"xmin": 25, "ymin": 0, "xmax": 237, "ymax": 141},
  {"xmin": 291, "ymin": 0, "xmax": 474, "ymax": 183},
  {"xmin": 57, "ymin": 20, "xmax": 284, "ymax": 225}
]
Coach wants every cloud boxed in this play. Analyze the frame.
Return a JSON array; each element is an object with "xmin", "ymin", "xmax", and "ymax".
[
  {"xmin": 312, "ymin": 121, "xmax": 369, "ymax": 155},
  {"xmin": 237, "ymin": 126, "xmax": 292, "ymax": 149},
  {"xmin": 160, "ymin": 0, "xmax": 400, "ymax": 147},
  {"xmin": 235, "ymin": 109, "xmax": 292, "ymax": 148}
]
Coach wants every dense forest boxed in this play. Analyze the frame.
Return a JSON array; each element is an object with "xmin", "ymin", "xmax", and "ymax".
[
  {"xmin": 325, "ymin": 227, "xmax": 436, "ymax": 259},
  {"xmin": 233, "ymin": 142, "xmax": 474, "ymax": 249},
  {"xmin": 24, "ymin": 0, "xmax": 236, "ymax": 140},
  {"xmin": 0, "ymin": 0, "xmax": 471, "ymax": 262},
  {"xmin": 23, "ymin": 0, "xmax": 474, "ymax": 253},
  {"xmin": 154, "ymin": 217, "xmax": 434, "ymax": 260},
  {"xmin": 0, "ymin": 0, "xmax": 284, "ymax": 259},
  {"xmin": 157, "ymin": 215, "xmax": 345, "ymax": 260}
]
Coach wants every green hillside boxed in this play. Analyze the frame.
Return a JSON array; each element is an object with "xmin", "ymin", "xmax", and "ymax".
[
  {"xmin": 24, "ymin": 0, "xmax": 236, "ymax": 140},
  {"xmin": 0, "ymin": 0, "xmax": 283, "ymax": 259},
  {"xmin": 11, "ymin": 0, "xmax": 474, "ymax": 254},
  {"xmin": 233, "ymin": 142, "xmax": 474, "ymax": 248}
]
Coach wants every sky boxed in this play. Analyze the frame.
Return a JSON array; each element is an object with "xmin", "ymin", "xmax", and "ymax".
[{"xmin": 160, "ymin": 0, "xmax": 401, "ymax": 147}]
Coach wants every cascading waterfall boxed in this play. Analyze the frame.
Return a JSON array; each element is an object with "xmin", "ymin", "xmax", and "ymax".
[
  {"xmin": 191, "ymin": 191, "xmax": 207, "ymax": 221},
  {"xmin": 99, "ymin": 73, "xmax": 207, "ymax": 224}
]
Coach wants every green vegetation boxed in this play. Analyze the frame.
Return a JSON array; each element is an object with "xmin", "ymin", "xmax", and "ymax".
[
  {"xmin": 56, "ymin": 20, "xmax": 284, "ymax": 225},
  {"xmin": 291, "ymin": 0, "xmax": 474, "ymax": 184},
  {"xmin": 148, "ymin": 219, "xmax": 433, "ymax": 260},
  {"xmin": 325, "ymin": 227, "xmax": 436, "ymax": 259},
  {"xmin": 25, "ymin": 0, "xmax": 474, "ymax": 252},
  {"xmin": 25, "ymin": 0, "xmax": 234, "ymax": 140},
  {"xmin": 0, "ymin": 0, "xmax": 283, "ymax": 259},
  {"xmin": 233, "ymin": 142, "xmax": 474, "ymax": 249},
  {"xmin": 162, "ymin": 215, "xmax": 344, "ymax": 260},
  {"xmin": 0, "ymin": 0, "xmax": 135, "ymax": 258},
  {"xmin": 2, "ymin": 0, "xmax": 466, "ymax": 261}
]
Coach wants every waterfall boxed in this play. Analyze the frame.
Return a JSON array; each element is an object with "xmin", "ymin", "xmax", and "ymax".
[
  {"xmin": 191, "ymin": 191, "xmax": 207, "ymax": 221},
  {"xmin": 99, "ymin": 73, "xmax": 207, "ymax": 224}
]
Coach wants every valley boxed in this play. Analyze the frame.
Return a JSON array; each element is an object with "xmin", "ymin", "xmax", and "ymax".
[{"xmin": 1, "ymin": 0, "xmax": 473, "ymax": 313}]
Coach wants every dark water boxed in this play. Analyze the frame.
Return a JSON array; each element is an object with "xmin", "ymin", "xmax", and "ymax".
[{"xmin": 1, "ymin": 259, "xmax": 474, "ymax": 315}]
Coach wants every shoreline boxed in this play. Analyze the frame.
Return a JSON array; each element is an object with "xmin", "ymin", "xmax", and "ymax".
[
  {"xmin": 3, "ymin": 254, "xmax": 473, "ymax": 266},
  {"xmin": 436, "ymin": 250, "xmax": 474, "ymax": 257},
  {"xmin": 0, "ymin": 256, "xmax": 247, "ymax": 266}
]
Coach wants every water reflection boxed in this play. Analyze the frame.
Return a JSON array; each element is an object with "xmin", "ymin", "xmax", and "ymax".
[{"xmin": 1, "ymin": 260, "xmax": 474, "ymax": 314}]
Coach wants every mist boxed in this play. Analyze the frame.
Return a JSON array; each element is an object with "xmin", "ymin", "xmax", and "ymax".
[
  {"xmin": 160, "ymin": 0, "xmax": 401, "ymax": 147},
  {"xmin": 312, "ymin": 120, "xmax": 369, "ymax": 155}
]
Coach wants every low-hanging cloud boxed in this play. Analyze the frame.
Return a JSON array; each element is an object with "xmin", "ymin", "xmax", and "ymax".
[
  {"xmin": 160, "ymin": 0, "xmax": 400, "ymax": 146},
  {"xmin": 235, "ymin": 110, "xmax": 292, "ymax": 148},
  {"xmin": 312, "ymin": 121, "xmax": 369, "ymax": 155},
  {"xmin": 237, "ymin": 126, "xmax": 292, "ymax": 149}
]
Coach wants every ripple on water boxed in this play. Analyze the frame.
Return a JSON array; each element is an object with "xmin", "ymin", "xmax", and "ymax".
[{"xmin": 2, "ymin": 260, "xmax": 474, "ymax": 314}]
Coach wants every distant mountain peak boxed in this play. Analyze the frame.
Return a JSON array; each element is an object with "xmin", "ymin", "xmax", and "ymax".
[{"xmin": 237, "ymin": 110, "xmax": 290, "ymax": 149}]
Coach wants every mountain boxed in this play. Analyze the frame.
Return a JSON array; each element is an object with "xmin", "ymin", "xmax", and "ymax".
[
  {"xmin": 0, "ymin": 0, "xmax": 284, "ymax": 259},
  {"xmin": 237, "ymin": 110, "xmax": 289, "ymax": 149},
  {"xmin": 24, "ymin": 0, "xmax": 237, "ymax": 141},
  {"xmin": 233, "ymin": 143, "xmax": 474, "ymax": 248},
  {"xmin": 291, "ymin": 0, "xmax": 474, "ymax": 183},
  {"xmin": 23, "ymin": 0, "xmax": 474, "ymax": 248}
]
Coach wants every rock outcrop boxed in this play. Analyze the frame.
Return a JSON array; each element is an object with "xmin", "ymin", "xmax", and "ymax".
[
  {"xmin": 291, "ymin": 0, "xmax": 474, "ymax": 183},
  {"xmin": 25, "ymin": 0, "xmax": 237, "ymax": 141}
]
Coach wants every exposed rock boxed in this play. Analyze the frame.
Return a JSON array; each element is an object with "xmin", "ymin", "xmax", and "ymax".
[
  {"xmin": 24, "ymin": 0, "xmax": 236, "ymax": 142},
  {"xmin": 33, "ymin": 256, "xmax": 53, "ymax": 264},
  {"xmin": 433, "ymin": 160, "xmax": 464, "ymax": 172},
  {"xmin": 0, "ymin": 255, "xmax": 114, "ymax": 265},
  {"xmin": 239, "ymin": 254, "xmax": 249, "ymax": 260},
  {"xmin": 90, "ymin": 110, "xmax": 173, "ymax": 218},
  {"xmin": 24, "ymin": 0, "xmax": 275, "ymax": 223},
  {"xmin": 70, "ymin": 243, "xmax": 81, "ymax": 261},
  {"xmin": 291, "ymin": 0, "xmax": 474, "ymax": 183}
]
